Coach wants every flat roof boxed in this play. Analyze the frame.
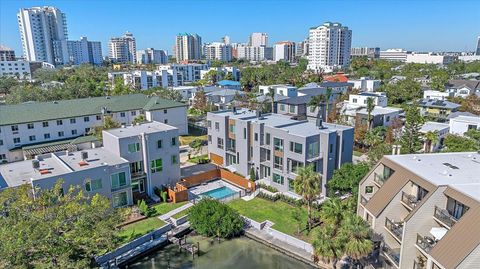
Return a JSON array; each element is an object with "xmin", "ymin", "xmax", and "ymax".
[
  {"xmin": 420, "ymin": 122, "xmax": 450, "ymax": 133},
  {"xmin": 0, "ymin": 148, "xmax": 128, "ymax": 188},
  {"xmin": 385, "ymin": 152, "xmax": 480, "ymax": 201},
  {"xmin": 343, "ymin": 104, "xmax": 402, "ymax": 116},
  {"xmin": 104, "ymin": 121, "xmax": 177, "ymax": 138},
  {"xmin": 0, "ymin": 94, "xmax": 187, "ymax": 126},
  {"xmin": 450, "ymin": 115, "xmax": 480, "ymax": 124}
]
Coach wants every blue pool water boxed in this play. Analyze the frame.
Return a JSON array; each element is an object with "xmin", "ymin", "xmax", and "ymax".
[{"xmin": 202, "ymin": 186, "xmax": 237, "ymax": 199}]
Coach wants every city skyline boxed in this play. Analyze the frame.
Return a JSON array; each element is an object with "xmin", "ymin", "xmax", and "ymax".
[{"xmin": 1, "ymin": 0, "xmax": 480, "ymax": 57}]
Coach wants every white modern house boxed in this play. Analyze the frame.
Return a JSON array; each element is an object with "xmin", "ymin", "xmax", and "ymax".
[
  {"xmin": 406, "ymin": 53, "xmax": 457, "ymax": 65},
  {"xmin": 449, "ymin": 115, "xmax": 480, "ymax": 136},
  {"xmin": 423, "ymin": 90, "xmax": 454, "ymax": 101},
  {"xmin": 420, "ymin": 122, "xmax": 450, "ymax": 152},
  {"xmin": 348, "ymin": 77, "xmax": 381, "ymax": 92},
  {"xmin": 259, "ymin": 85, "xmax": 298, "ymax": 97}
]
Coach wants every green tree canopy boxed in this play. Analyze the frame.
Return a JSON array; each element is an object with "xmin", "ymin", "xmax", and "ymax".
[
  {"xmin": 443, "ymin": 134, "xmax": 479, "ymax": 152},
  {"xmin": 400, "ymin": 105, "xmax": 424, "ymax": 153},
  {"xmin": 326, "ymin": 162, "xmax": 370, "ymax": 198}
]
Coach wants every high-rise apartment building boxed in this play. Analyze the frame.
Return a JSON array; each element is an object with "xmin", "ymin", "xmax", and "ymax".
[
  {"xmin": 350, "ymin": 47, "xmax": 380, "ymax": 58},
  {"xmin": 476, "ymin": 36, "xmax": 480, "ymax": 56},
  {"xmin": 249, "ymin": 33, "xmax": 268, "ymax": 47},
  {"xmin": 295, "ymin": 39, "xmax": 309, "ymax": 58},
  {"xmin": 136, "ymin": 48, "xmax": 168, "ymax": 65},
  {"xmin": 17, "ymin": 6, "xmax": 68, "ymax": 66},
  {"xmin": 274, "ymin": 41, "xmax": 296, "ymax": 62},
  {"xmin": 109, "ymin": 32, "xmax": 137, "ymax": 63},
  {"xmin": 53, "ymin": 37, "xmax": 102, "ymax": 65},
  {"xmin": 236, "ymin": 44, "xmax": 273, "ymax": 61},
  {"xmin": 203, "ymin": 42, "xmax": 233, "ymax": 62},
  {"xmin": 222, "ymin": 36, "xmax": 231, "ymax": 45},
  {"xmin": 307, "ymin": 22, "xmax": 352, "ymax": 73},
  {"xmin": 0, "ymin": 45, "xmax": 16, "ymax": 61},
  {"xmin": 175, "ymin": 33, "xmax": 202, "ymax": 62},
  {"xmin": 379, "ymin": 49, "xmax": 408, "ymax": 62}
]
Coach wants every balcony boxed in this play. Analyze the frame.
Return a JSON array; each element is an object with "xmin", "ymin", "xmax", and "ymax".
[
  {"xmin": 373, "ymin": 172, "xmax": 386, "ymax": 187},
  {"xmin": 401, "ymin": 192, "xmax": 420, "ymax": 210},
  {"xmin": 382, "ymin": 245, "xmax": 400, "ymax": 268},
  {"xmin": 433, "ymin": 206, "xmax": 457, "ymax": 228},
  {"xmin": 226, "ymin": 146, "xmax": 236, "ymax": 153},
  {"xmin": 131, "ymin": 171, "xmax": 146, "ymax": 180},
  {"xmin": 416, "ymin": 234, "xmax": 436, "ymax": 253},
  {"xmin": 111, "ymin": 183, "xmax": 131, "ymax": 192},
  {"xmin": 385, "ymin": 217, "xmax": 403, "ymax": 242},
  {"xmin": 360, "ymin": 195, "xmax": 368, "ymax": 206}
]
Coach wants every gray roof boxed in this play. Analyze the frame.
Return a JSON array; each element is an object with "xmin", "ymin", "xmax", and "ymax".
[
  {"xmin": 447, "ymin": 111, "xmax": 477, "ymax": 119},
  {"xmin": 0, "ymin": 94, "xmax": 187, "ymax": 126},
  {"xmin": 417, "ymin": 99, "xmax": 461, "ymax": 110},
  {"xmin": 104, "ymin": 121, "xmax": 177, "ymax": 138},
  {"xmin": 206, "ymin": 89, "xmax": 244, "ymax": 97},
  {"xmin": 277, "ymin": 95, "xmax": 312, "ymax": 105},
  {"xmin": 446, "ymin": 79, "xmax": 480, "ymax": 90}
]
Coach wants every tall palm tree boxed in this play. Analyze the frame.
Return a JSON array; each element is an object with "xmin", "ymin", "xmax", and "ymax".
[
  {"xmin": 366, "ymin": 97, "xmax": 375, "ymax": 130},
  {"xmin": 268, "ymin": 87, "xmax": 275, "ymax": 113},
  {"xmin": 294, "ymin": 165, "xmax": 320, "ymax": 231},
  {"xmin": 424, "ymin": 131, "xmax": 438, "ymax": 153},
  {"xmin": 340, "ymin": 214, "xmax": 373, "ymax": 266},
  {"xmin": 312, "ymin": 224, "xmax": 340, "ymax": 266},
  {"xmin": 309, "ymin": 94, "xmax": 327, "ymax": 126},
  {"xmin": 324, "ymin": 87, "xmax": 333, "ymax": 122},
  {"xmin": 320, "ymin": 198, "xmax": 345, "ymax": 229}
]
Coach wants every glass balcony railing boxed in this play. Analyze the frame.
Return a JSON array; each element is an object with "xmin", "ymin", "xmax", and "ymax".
[
  {"xmin": 416, "ymin": 234, "xmax": 436, "ymax": 253},
  {"xmin": 433, "ymin": 206, "xmax": 457, "ymax": 228},
  {"xmin": 383, "ymin": 245, "xmax": 400, "ymax": 267},
  {"xmin": 111, "ymin": 183, "xmax": 131, "ymax": 192},
  {"xmin": 385, "ymin": 217, "xmax": 403, "ymax": 241},
  {"xmin": 401, "ymin": 191, "xmax": 419, "ymax": 210}
]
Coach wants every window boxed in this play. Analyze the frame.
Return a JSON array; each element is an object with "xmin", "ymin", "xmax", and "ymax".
[
  {"xmin": 329, "ymin": 144, "xmax": 333, "ymax": 154},
  {"xmin": 352, "ymin": 98, "xmax": 357, "ymax": 103},
  {"xmin": 172, "ymin": 155, "xmax": 178, "ymax": 164},
  {"xmin": 255, "ymin": 133, "xmax": 258, "ymax": 141},
  {"xmin": 274, "ymin": 156, "xmax": 283, "ymax": 170},
  {"xmin": 0, "ymin": 154, "xmax": 6, "ymax": 160},
  {"xmin": 71, "ymin": 129, "xmax": 77, "ymax": 135},
  {"xmin": 131, "ymin": 111, "xmax": 137, "ymax": 116},
  {"xmin": 29, "ymin": 135, "xmax": 36, "ymax": 141},
  {"xmin": 96, "ymin": 115, "xmax": 101, "ymax": 121},
  {"xmin": 120, "ymin": 112, "xmax": 126, "ymax": 117},
  {"xmin": 288, "ymin": 178, "xmax": 295, "ymax": 192},
  {"xmin": 215, "ymin": 122, "xmax": 220, "ymax": 130},
  {"xmin": 289, "ymin": 105, "xmax": 295, "ymax": 113},
  {"xmin": 164, "ymin": 109, "xmax": 168, "ymax": 114},
  {"xmin": 207, "ymin": 120, "xmax": 212, "ymax": 128},
  {"xmin": 280, "ymin": 104, "xmax": 285, "ymax": 111},
  {"xmin": 0, "ymin": 140, "xmax": 3, "ymax": 146},
  {"xmin": 112, "ymin": 191, "xmax": 128, "ymax": 207},
  {"xmin": 290, "ymin": 142, "xmax": 302, "ymax": 154},
  {"xmin": 288, "ymin": 159, "xmax": 303, "ymax": 173},
  {"xmin": 386, "ymin": 116, "xmax": 390, "ymax": 122},
  {"xmin": 226, "ymin": 153, "xmax": 236, "ymax": 165},
  {"xmin": 229, "ymin": 124, "xmax": 235, "ymax": 133},
  {"xmin": 217, "ymin": 138, "xmax": 224, "ymax": 149},
  {"xmin": 128, "ymin": 143, "xmax": 140, "ymax": 153},
  {"xmin": 447, "ymin": 197, "xmax": 469, "ymax": 220},
  {"xmin": 44, "ymin": 133, "xmax": 50, "ymax": 139},
  {"xmin": 85, "ymin": 178, "xmax": 103, "ymax": 192},
  {"xmin": 164, "ymin": 119, "xmax": 168, "ymax": 124},
  {"xmin": 150, "ymin": 159, "xmax": 163, "ymax": 173},
  {"xmin": 13, "ymin": 138, "xmax": 20, "ymax": 144},
  {"xmin": 84, "ymin": 116, "xmax": 90, "ymax": 122},
  {"xmin": 58, "ymin": 131, "xmax": 64, "ymax": 137},
  {"xmin": 56, "ymin": 120, "xmax": 63, "ymax": 125},
  {"xmin": 27, "ymin": 123, "xmax": 34, "ymax": 129},
  {"xmin": 208, "ymin": 135, "xmax": 212, "ymax": 143},
  {"xmin": 171, "ymin": 137, "xmax": 177, "ymax": 146},
  {"xmin": 272, "ymin": 173, "xmax": 284, "ymax": 185},
  {"xmin": 157, "ymin": 140, "xmax": 163, "ymax": 148},
  {"xmin": 243, "ymin": 128, "xmax": 247, "ymax": 139},
  {"xmin": 70, "ymin": 118, "xmax": 76, "ymax": 124},
  {"xmin": 42, "ymin": 122, "xmax": 49, "ymax": 127},
  {"xmin": 11, "ymin": 125, "xmax": 18, "ymax": 132},
  {"xmin": 85, "ymin": 127, "xmax": 90, "ymax": 133},
  {"xmin": 266, "ymin": 133, "xmax": 271, "ymax": 145},
  {"xmin": 111, "ymin": 172, "xmax": 127, "ymax": 190},
  {"xmin": 307, "ymin": 141, "xmax": 319, "ymax": 158},
  {"xmin": 273, "ymin": 137, "xmax": 283, "ymax": 151}
]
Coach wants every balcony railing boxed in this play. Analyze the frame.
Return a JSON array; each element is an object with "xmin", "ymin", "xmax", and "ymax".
[
  {"xmin": 373, "ymin": 172, "xmax": 386, "ymax": 186},
  {"xmin": 360, "ymin": 195, "xmax": 368, "ymax": 206},
  {"xmin": 401, "ymin": 191, "xmax": 419, "ymax": 210},
  {"xmin": 111, "ymin": 183, "xmax": 131, "ymax": 192},
  {"xmin": 416, "ymin": 234, "xmax": 436, "ymax": 253},
  {"xmin": 226, "ymin": 146, "xmax": 236, "ymax": 153},
  {"xmin": 131, "ymin": 171, "xmax": 146, "ymax": 179},
  {"xmin": 433, "ymin": 206, "xmax": 457, "ymax": 228},
  {"xmin": 385, "ymin": 217, "xmax": 403, "ymax": 242},
  {"xmin": 383, "ymin": 245, "xmax": 400, "ymax": 267}
]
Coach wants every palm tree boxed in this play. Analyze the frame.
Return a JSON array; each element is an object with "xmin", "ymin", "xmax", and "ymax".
[
  {"xmin": 324, "ymin": 87, "xmax": 333, "ymax": 122},
  {"xmin": 320, "ymin": 198, "xmax": 345, "ymax": 229},
  {"xmin": 312, "ymin": 224, "xmax": 340, "ymax": 266},
  {"xmin": 293, "ymin": 165, "xmax": 320, "ymax": 231},
  {"xmin": 424, "ymin": 131, "xmax": 438, "ymax": 153},
  {"xmin": 309, "ymin": 94, "xmax": 327, "ymax": 126},
  {"xmin": 366, "ymin": 97, "xmax": 375, "ymax": 130},
  {"xmin": 340, "ymin": 214, "xmax": 373, "ymax": 266},
  {"xmin": 268, "ymin": 87, "xmax": 275, "ymax": 113}
]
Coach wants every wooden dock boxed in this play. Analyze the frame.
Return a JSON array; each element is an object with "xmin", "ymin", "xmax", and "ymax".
[{"xmin": 168, "ymin": 235, "xmax": 199, "ymax": 258}]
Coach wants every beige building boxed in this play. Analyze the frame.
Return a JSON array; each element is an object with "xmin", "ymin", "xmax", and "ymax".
[{"xmin": 357, "ymin": 152, "xmax": 480, "ymax": 269}]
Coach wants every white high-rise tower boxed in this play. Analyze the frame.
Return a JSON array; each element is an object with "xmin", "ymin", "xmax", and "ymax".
[
  {"xmin": 109, "ymin": 32, "xmax": 137, "ymax": 63},
  {"xmin": 307, "ymin": 22, "xmax": 352, "ymax": 73}
]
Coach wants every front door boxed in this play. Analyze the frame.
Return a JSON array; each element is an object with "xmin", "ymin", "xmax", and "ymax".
[{"xmin": 132, "ymin": 178, "xmax": 145, "ymax": 193}]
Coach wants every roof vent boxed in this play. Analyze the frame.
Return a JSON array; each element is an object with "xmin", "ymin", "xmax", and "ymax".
[{"xmin": 32, "ymin": 159, "xmax": 40, "ymax": 169}]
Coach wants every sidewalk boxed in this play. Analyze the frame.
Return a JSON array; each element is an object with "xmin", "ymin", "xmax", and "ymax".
[{"xmin": 158, "ymin": 202, "xmax": 193, "ymax": 222}]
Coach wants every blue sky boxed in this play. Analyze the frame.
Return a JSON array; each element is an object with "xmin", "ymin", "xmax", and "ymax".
[{"xmin": 1, "ymin": 0, "xmax": 479, "ymax": 56}]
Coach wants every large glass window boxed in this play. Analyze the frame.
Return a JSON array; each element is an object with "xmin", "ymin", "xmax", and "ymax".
[
  {"xmin": 307, "ymin": 141, "xmax": 319, "ymax": 158},
  {"xmin": 289, "ymin": 105, "xmax": 295, "ymax": 113},
  {"xmin": 150, "ymin": 159, "xmax": 163, "ymax": 173},
  {"xmin": 274, "ymin": 137, "xmax": 283, "ymax": 152},
  {"xmin": 288, "ymin": 159, "xmax": 304, "ymax": 174},
  {"xmin": 128, "ymin": 143, "xmax": 140, "ymax": 153},
  {"xmin": 217, "ymin": 138, "xmax": 224, "ymax": 149},
  {"xmin": 447, "ymin": 197, "xmax": 469, "ymax": 220},
  {"xmin": 130, "ymin": 161, "xmax": 144, "ymax": 175},
  {"xmin": 226, "ymin": 153, "xmax": 236, "ymax": 166},
  {"xmin": 272, "ymin": 173, "xmax": 284, "ymax": 185},
  {"xmin": 274, "ymin": 156, "xmax": 283, "ymax": 170},
  {"xmin": 111, "ymin": 172, "xmax": 127, "ymax": 190},
  {"xmin": 229, "ymin": 124, "xmax": 235, "ymax": 133},
  {"xmin": 112, "ymin": 192, "xmax": 128, "ymax": 207},
  {"xmin": 85, "ymin": 178, "xmax": 103, "ymax": 192},
  {"xmin": 265, "ymin": 133, "xmax": 271, "ymax": 145},
  {"xmin": 290, "ymin": 142, "xmax": 303, "ymax": 154}
]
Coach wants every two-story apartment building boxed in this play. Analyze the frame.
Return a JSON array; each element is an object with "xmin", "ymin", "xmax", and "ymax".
[
  {"xmin": 357, "ymin": 152, "xmax": 480, "ymax": 269},
  {"xmin": 108, "ymin": 70, "xmax": 179, "ymax": 89},
  {"xmin": 206, "ymin": 109, "xmax": 353, "ymax": 196},
  {"xmin": 417, "ymin": 99, "xmax": 461, "ymax": 122},
  {"xmin": 0, "ymin": 121, "xmax": 181, "ymax": 207},
  {"xmin": 0, "ymin": 94, "xmax": 188, "ymax": 163}
]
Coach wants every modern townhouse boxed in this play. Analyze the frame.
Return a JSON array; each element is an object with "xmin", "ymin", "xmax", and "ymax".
[
  {"xmin": 258, "ymin": 84, "xmax": 298, "ymax": 97},
  {"xmin": 449, "ymin": 115, "xmax": 480, "ymax": 136},
  {"xmin": 158, "ymin": 63, "xmax": 209, "ymax": 84},
  {"xmin": 206, "ymin": 109, "xmax": 353, "ymax": 196},
  {"xmin": 357, "ymin": 152, "xmax": 480, "ymax": 269},
  {"xmin": 108, "ymin": 69, "xmax": 179, "ymax": 89},
  {"xmin": 419, "ymin": 122, "xmax": 450, "ymax": 152},
  {"xmin": 0, "ymin": 94, "xmax": 188, "ymax": 163},
  {"xmin": 0, "ymin": 121, "xmax": 180, "ymax": 208},
  {"xmin": 205, "ymin": 89, "xmax": 246, "ymax": 110},
  {"xmin": 348, "ymin": 77, "xmax": 382, "ymax": 92},
  {"xmin": 417, "ymin": 99, "xmax": 461, "ymax": 122}
]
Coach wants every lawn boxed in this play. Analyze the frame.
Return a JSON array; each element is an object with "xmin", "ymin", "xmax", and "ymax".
[
  {"xmin": 118, "ymin": 218, "xmax": 166, "ymax": 244},
  {"xmin": 151, "ymin": 201, "xmax": 188, "ymax": 217},
  {"xmin": 228, "ymin": 198, "xmax": 318, "ymax": 242},
  {"xmin": 187, "ymin": 154, "xmax": 209, "ymax": 164},
  {"xmin": 179, "ymin": 134, "xmax": 207, "ymax": 146},
  {"xmin": 172, "ymin": 207, "xmax": 191, "ymax": 219}
]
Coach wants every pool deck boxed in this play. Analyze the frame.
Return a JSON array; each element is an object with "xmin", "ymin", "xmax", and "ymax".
[{"xmin": 188, "ymin": 179, "xmax": 243, "ymax": 199}]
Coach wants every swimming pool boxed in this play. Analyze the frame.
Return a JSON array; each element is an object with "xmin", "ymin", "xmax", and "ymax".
[{"xmin": 202, "ymin": 186, "xmax": 237, "ymax": 200}]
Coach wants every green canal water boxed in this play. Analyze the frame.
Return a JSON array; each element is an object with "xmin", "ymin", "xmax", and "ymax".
[{"xmin": 126, "ymin": 235, "xmax": 316, "ymax": 269}]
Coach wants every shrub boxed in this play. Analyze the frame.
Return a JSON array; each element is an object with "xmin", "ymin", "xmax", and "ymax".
[
  {"xmin": 256, "ymin": 191, "xmax": 322, "ymax": 210},
  {"xmin": 189, "ymin": 198, "xmax": 244, "ymax": 238},
  {"xmin": 160, "ymin": 191, "xmax": 168, "ymax": 203},
  {"xmin": 257, "ymin": 183, "xmax": 278, "ymax": 193},
  {"xmin": 137, "ymin": 199, "xmax": 154, "ymax": 217}
]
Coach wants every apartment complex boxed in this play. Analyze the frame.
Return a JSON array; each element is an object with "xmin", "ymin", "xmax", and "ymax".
[
  {"xmin": 136, "ymin": 48, "xmax": 168, "ymax": 65},
  {"xmin": 351, "ymin": 47, "xmax": 380, "ymax": 58},
  {"xmin": 0, "ymin": 94, "xmax": 188, "ymax": 163},
  {"xmin": 17, "ymin": 6, "xmax": 68, "ymax": 66},
  {"xmin": 56, "ymin": 37, "xmax": 103, "ymax": 65},
  {"xmin": 249, "ymin": 32, "xmax": 268, "ymax": 47},
  {"xmin": 274, "ymin": 41, "xmax": 296, "ymax": 63},
  {"xmin": 0, "ymin": 121, "xmax": 180, "ymax": 208},
  {"xmin": 203, "ymin": 42, "xmax": 233, "ymax": 61},
  {"xmin": 357, "ymin": 152, "xmax": 480, "ymax": 269},
  {"xmin": 207, "ymin": 109, "xmax": 353, "ymax": 196},
  {"xmin": 109, "ymin": 32, "xmax": 137, "ymax": 63},
  {"xmin": 108, "ymin": 70, "xmax": 178, "ymax": 89},
  {"xmin": 307, "ymin": 22, "xmax": 352, "ymax": 72},
  {"xmin": 236, "ymin": 44, "xmax": 273, "ymax": 62},
  {"xmin": 0, "ymin": 60, "xmax": 54, "ymax": 80},
  {"xmin": 296, "ymin": 39, "xmax": 309, "ymax": 58},
  {"xmin": 158, "ymin": 63, "xmax": 209, "ymax": 84},
  {"xmin": 476, "ymin": 36, "xmax": 480, "ymax": 56},
  {"xmin": 175, "ymin": 33, "xmax": 202, "ymax": 62},
  {"xmin": 0, "ymin": 45, "xmax": 16, "ymax": 61},
  {"xmin": 406, "ymin": 53, "xmax": 457, "ymax": 65},
  {"xmin": 380, "ymin": 49, "xmax": 408, "ymax": 62}
]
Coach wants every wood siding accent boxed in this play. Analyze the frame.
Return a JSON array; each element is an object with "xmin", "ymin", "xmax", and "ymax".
[
  {"xmin": 220, "ymin": 169, "xmax": 256, "ymax": 191},
  {"xmin": 168, "ymin": 183, "xmax": 188, "ymax": 203},
  {"xmin": 210, "ymin": 153, "xmax": 224, "ymax": 166},
  {"xmin": 180, "ymin": 166, "xmax": 255, "ymax": 192}
]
